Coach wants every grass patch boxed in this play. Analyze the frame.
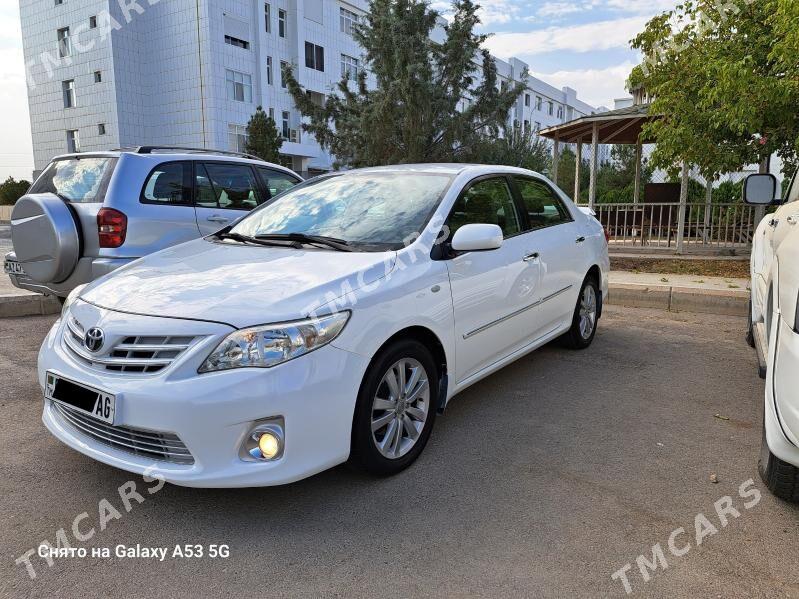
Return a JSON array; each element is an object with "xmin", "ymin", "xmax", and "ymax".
[{"xmin": 610, "ymin": 257, "xmax": 749, "ymax": 278}]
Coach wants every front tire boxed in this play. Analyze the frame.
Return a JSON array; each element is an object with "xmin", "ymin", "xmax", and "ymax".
[
  {"xmin": 759, "ymin": 404, "xmax": 799, "ymax": 503},
  {"xmin": 746, "ymin": 298, "xmax": 756, "ymax": 348},
  {"xmin": 349, "ymin": 339, "xmax": 438, "ymax": 475},
  {"xmin": 561, "ymin": 276, "xmax": 599, "ymax": 350}
]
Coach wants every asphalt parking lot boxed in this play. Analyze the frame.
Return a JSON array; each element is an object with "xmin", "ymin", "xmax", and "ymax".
[
  {"xmin": 1, "ymin": 306, "xmax": 798, "ymax": 598},
  {"xmin": 0, "ymin": 224, "xmax": 11, "ymax": 254}
]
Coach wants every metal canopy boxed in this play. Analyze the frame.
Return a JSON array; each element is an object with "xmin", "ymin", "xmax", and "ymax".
[{"xmin": 539, "ymin": 104, "xmax": 655, "ymax": 145}]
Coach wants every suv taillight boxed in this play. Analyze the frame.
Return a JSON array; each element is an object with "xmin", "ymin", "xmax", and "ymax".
[{"xmin": 97, "ymin": 208, "xmax": 127, "ymax": 248}]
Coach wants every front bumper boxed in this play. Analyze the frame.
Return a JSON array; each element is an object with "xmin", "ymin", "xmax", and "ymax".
[
  {"xmin": 38, "ymin": 303, "xmax": 370, "ymax": 487},
  {"xmin": 5, "ymin": 251, "xmax": 133, "ymax": 298},
  {"xmin": 765, "ymin": 317, "xmax": 799, "ymax": 467}
]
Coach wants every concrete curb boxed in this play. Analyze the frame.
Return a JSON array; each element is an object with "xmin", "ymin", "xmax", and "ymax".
[
  {"xmin": 607, "ymin": 282, "xmax": 748, "ymax": 317},
  {"xmin": 0, "ymin": 294, "xmax": 60, "ymax": 318}
]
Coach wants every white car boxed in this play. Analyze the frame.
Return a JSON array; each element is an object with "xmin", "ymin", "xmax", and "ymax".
[
  {"xmin": 745, "ymin": 172, "xmax": 799, "ymax": 501},
  {"xmin": 38, "ymin": 164, "xmax": 609, "ymax": 487}
]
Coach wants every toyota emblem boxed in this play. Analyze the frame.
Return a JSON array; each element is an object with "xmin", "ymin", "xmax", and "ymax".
[{"xmin": 84, "ymin": 328, "xmax": 105, "ymax": 353}]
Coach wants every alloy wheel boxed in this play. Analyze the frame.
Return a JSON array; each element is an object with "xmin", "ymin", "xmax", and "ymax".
[
  {"xmin": 371, "ymin": 358, "xmax": 430, "ymax": 459},
  {"xmin": 579, "ymin": 285, "xmax": 597, "ymax": 340}
]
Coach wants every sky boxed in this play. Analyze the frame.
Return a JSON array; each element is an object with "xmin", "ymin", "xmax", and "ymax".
[{"xmin": 0, "ymin": 0, "xmax": 678, "ymax": 181}]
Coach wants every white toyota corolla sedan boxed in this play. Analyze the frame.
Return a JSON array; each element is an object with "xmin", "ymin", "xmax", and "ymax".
[{"xmin": 38, "ymin": 164, "xmax": 609, "ymax": 487}]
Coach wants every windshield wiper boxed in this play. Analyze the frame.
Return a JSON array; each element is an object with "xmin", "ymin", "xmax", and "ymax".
[
  {"xmin": 252, "ymin": 233, "xmax": 354, "ymax": 252},
  {"xmin": 216, "ymin": 231, "xmax": 301, "ymax": 248}
]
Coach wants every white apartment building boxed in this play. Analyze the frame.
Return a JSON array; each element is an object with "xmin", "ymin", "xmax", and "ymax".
[{"xmin": 20, "ymin": 0, "xmax": 603, "ymax": 177}]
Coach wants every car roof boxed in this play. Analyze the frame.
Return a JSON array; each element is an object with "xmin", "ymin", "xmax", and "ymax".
[
  {"xmin": 339, "ymin": 163, "xmax": 545, "ymax": 178},
  {"xmin": 48, "ymin": 149, "xmax": 299, "ymax": 177}
]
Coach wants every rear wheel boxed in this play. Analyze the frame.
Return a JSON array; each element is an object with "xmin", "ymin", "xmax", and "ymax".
[
  {"xmin": 561, "ymin": 276, "xmax": 599, "ymax": 350},
  {"xmin": 746, "ymin": 298, "xmax": 756, "ymax": 348},
  {"xmin": 349, "ymin": 340, "xmax": 438, "ymax": 475}
]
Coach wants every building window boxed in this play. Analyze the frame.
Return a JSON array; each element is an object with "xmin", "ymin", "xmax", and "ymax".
[
  {"xmin": 557, "ymin": 105, "xmax": 563, "ymax": 119},
  {"xmin": 225, "ymin": 69, "xmax": 252, "ymax": 102},
  {"xmin": 306, "ymin": 90, "xmax": 325, "ymax": 107},
  {"xmin": 224, "ymin": 35, "xmax": 249, "ymax": 50},
  {"xmin": 280, "ymin": 60, "xmax": 288, "ymax": 88},
  {"xmin": 266, "ymin": 56, "xmax": 273, "ymax": 85},
  {"xmin": 62, "ymin": 79, "xmax": 75, "ymax": 108},
  {"xmin": 534, "ymin": 121, "xmax": 541, "ymax": 131},
  {"xmin": 264, "ymin": 3, "xmax": 271, "ymax": 33},
  {"xmin": 94, "ymin": 70, "xmax": 102, "ymax": 83},
  {"xmin": 98, "ymin": 123, "xmax": 106, "ymax": 135},
  {"xmin": 278, "ymin": 9, "xmax": 286, "ymax": 38},
  {"xmin": 57, "ymin": 27, "xmax": 70, "ymax": 58},
  {"xmin": 341, "ymin": 54, "xmax": 359, "ymax": 79},
  {"xmin": 547, "ymin": 101, "xmax": 553, "ymax": 115},
  {"xmin": 535, "ymin": 96, "xmax": 542, "ymax": 110},
  {"xmin": 89, "ymin": 15, "xmax": 97, "ymax": 28},
  {"xmin": 66, "ymin": 129, "xmax": 80, "ymax": 153},
  {"xmin": 305, "ymin": 42, "xmax": 324, "ymax": 72},
  {"xmin": 55, "ymin": 0, "xmax": 63, "ymax": 6},
  {"xmin": 523, "ymin": 120, "xmax": 530, "ymax": 133},
  {"xmin": 340, "ymin": 7, "xmax": 358, "ymax": 36},
  {"xmin": 524, "ymin": 94, "xmax": 530, "ymax": 107},
  {"xmin": 281, "ymin": 111, "xmax": 290, "ymax": 139},
  {"xmin": 268, "ymin": 107, "xmax": 275, "ymax": 120},
  {"xmin": 228, "ymin": 124, "xmax": 249, "ymax": 153}
]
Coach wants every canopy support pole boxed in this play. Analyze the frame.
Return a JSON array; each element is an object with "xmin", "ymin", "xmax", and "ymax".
[
  {"xmin": 588, "ymin": 122, "xmax": 599, "ymax": 209},
  {"xmin": 676, "ymin": 161, "xmax": 689, "ymax": 254},
  {"xmin": 574, "ymin": 139, "xmax": 582, "ymax": 203}
]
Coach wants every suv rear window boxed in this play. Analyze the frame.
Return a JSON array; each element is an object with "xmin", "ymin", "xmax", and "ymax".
[{"xmin": 30, "ymin": 157, "xmax": 117, "ymax": 203}]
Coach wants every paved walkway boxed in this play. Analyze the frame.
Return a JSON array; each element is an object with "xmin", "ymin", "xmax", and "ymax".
[{"xmin": 610, "ymin": 271, "xmax": 750, "ymax": 292}]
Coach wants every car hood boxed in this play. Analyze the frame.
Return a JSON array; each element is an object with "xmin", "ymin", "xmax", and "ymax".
[{"xmin": 81, "ymin": 238, "xmax": 396, "ymax": 328}]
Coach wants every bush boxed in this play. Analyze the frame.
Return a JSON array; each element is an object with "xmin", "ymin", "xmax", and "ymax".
[{"xmin": 0, "ymin": 177, "xmax": 31, "ymax": 205}]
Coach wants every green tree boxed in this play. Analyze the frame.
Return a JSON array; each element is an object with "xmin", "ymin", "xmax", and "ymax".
[
  {"xmin": 244, "ymin": 106, "xmax": 283, "ymax": 162},
  {"xmin": 283, "ymin": 0, "xmax": 526, "ymax": 167},
  {"xmin": 464, "ymin": 126, "xmax": 550, "ymax": 172},
  {"xmin": 628, "ymin": 0, "xmax": 799, "ymax": 178},
  {"xmin": 0, "ymin": 177, "xmax": 30, "ymax": 206},
  {"xmin": 555, "ymin": 147, "xmax": 589, "ymax": 202},
  {"xmin": 595, "ymin": 145, "xmax": 653, "ymax": 204}
]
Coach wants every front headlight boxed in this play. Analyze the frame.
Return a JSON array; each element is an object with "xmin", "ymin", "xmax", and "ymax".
[
  {"xmin": 61, "ymin": 284, "xmax": 88, "ymax": 318},
  {"xmin": 198, "ymin": 311, "xmax": 351, "ymax": 373}
]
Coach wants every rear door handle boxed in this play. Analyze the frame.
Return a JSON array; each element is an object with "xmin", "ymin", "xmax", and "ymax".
[
  {"xmin": 523, "ymin": 252, "xmax": 539, "ymax": 262},
  {"xmin": 206, "ymin": 215, "xmax": 229, "ymax": 223},
  {"xmin": 575, "ymin": 236, "xmax": 586, "ymax": 243}
]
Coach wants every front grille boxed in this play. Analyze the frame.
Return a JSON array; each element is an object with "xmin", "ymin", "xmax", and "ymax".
[
  {"xmin": 63, "ymin": 317, "xmax": 196, "ymax": 374},
  {"xmin": 52, "ymin": 401, "xmax": 194, "ymax": 464}
]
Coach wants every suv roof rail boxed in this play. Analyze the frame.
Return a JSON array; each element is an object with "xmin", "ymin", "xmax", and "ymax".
[{"xmin": 114, "ymin": 146, "xmax": 264, "ymax": 161}]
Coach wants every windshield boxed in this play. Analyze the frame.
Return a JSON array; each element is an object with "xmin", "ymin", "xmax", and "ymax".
[
  {"xmin": 230, "ymin": 172, "xmax": 453, "ymax": 249},
  {"xmin": 30, "ymin": 157, "xmax": 117, "ymax": 203}
]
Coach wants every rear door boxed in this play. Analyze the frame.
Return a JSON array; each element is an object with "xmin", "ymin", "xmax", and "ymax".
[
  {"xmin": 511, "ymin": 175, "xmax": 587, "ymax": 334},
  {"xmin": 194, "ymin": 162, "xmax": 263, "ymax": 234}
]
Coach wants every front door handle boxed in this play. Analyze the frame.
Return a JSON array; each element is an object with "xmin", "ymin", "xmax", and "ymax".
[
  {"xmin": 787, "ymin": 214, "xmax": 799, "ymax": 226},
  {"xmin": 769, "ymin": 218, "xmax": 779, "ymax": 228},
  {"xmin": 523, "ymin": 252, "xmax": 540, "ymax": 262},
  {"xmin": 575, "ymin": 236, "xmax": 586, "ymax": 243},
  {"xmin": 207, "ymin": 215, "xmax": 229, "ymax": 223}
]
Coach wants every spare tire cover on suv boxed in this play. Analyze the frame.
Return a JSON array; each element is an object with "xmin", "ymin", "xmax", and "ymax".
[{"xmin": 11, "ymin": 194, "xmax": 80, "ymax": 283}]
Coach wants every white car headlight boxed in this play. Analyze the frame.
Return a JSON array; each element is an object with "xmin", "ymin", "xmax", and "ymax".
[
  {"xmin": 198, "ymin": 311, "xmax": 351, "ymax": 373},
  {"xmin": 61, "ymin": 284, "xmax": 88, "ymax": 318}
]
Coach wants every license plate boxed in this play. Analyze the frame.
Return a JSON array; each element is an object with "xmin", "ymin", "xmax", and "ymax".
[
  {"xmin": 3, "ymin": 259, "xmax": 24, "ymax": 275},
  {"xmin": 45, "ymin": 372, "xmax": 116, "ymax": 425}
]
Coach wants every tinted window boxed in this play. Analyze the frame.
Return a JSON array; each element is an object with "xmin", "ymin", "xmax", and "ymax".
[
  {"xmin": 141, "ymin": 162, "xmax": 191, "ymax": 205},
  {"xmin": 30, "ymin": 157, "xmax": 116, "ymax": 203},
  {"xmin": 257, "ymin": 167, "xmax": 300, "ymax": 200},
  {"xmin": 231, "ymin": 172, "xmax": 452, "ymax": 249},
  {"xmin": 448, "ymin": 177, "xmax": 521, "ymax": 238},
  {"xmin": 514, "ymin": 177, "xmax": 572, "ymax": 230},
  {"xmin": 197, "ymin": 163, "xmax": 260, "ymax": 210}
]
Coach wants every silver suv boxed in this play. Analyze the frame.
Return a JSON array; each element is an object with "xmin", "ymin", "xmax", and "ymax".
[{"xmin": 3, "ymin": 147, "xmax": 301, "ymax": 299}]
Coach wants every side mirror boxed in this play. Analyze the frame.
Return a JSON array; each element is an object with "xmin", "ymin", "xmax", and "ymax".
[
  {"xmin": 743, "ymin": 173, "xmax": 777, "ymax": 205},
  {"xmin": 450, "ymin": 223, "xmax": 503, "ymax": 252}
]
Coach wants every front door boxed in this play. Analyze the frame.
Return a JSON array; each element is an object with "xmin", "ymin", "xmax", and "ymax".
[
  {"xmin": 194, "ymin": 162, "xmax": 262, "ymax": 235},
  {"xmin": 446, "ymin": 176, "xmax": 542, "ymax": 384}
]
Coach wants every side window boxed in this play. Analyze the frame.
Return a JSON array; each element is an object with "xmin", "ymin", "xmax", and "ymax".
[
  {"xmin": 514, "ymin": 177, "xmax": 572, "ymax": 230},
  {"xmin": 448, "ymin": 177, "xmax": 521, "ymax": 238},
  {"xmin": 256, "ymin": 167, "xmax": 300, "ymax": 201},
  {"xmin": 199, "ymin": 163, "xmax": 261, "ymax": 210},
  {"xmin": 141, "ymin": 162, "xmax": 191, "ymax": 205},
  {"xmin": 786, "ymin": 171, "xmax": 799, "ymax": 203}
]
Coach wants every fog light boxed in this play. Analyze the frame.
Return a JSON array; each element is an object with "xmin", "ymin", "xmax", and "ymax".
[
  {"xmin": 258, "ymin": 432, "xmax": 280, "ymax": 459},
  {"xmin": 240, "ymin": 420, "xmax": 284, "ymax": 462}
]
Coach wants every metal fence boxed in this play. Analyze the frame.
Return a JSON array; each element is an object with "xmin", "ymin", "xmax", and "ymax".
[{"xmin": 588, "ymin": 201, "xmax": 760, "ymax": 252}]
